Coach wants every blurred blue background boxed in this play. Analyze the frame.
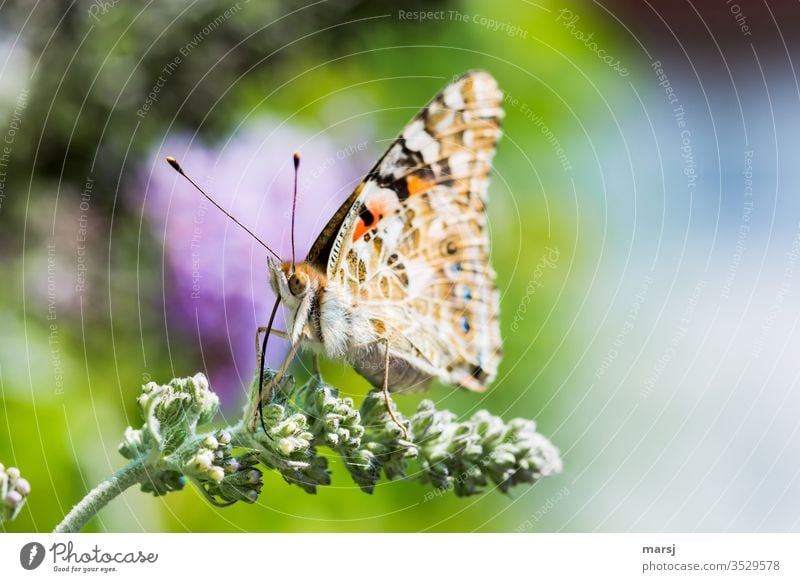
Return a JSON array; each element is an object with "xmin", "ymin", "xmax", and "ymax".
[{"xmin": 2, "ymin": 0, "xmax": 799, "ymax": 532}]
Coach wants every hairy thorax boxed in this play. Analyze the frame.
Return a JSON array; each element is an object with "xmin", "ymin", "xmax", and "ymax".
[{"xmin": 268, "ymin": 259, "xmax": 377, "ymax": 362}]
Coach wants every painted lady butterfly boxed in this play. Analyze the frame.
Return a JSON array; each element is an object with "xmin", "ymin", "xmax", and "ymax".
[{"xmin": 169, "ymin": 70, "xmax": 504, "ymax": 432}]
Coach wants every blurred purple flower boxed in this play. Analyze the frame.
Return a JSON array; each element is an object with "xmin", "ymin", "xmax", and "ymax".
[{"xmin": 133, "ymin": 117, "xmax": 371, "ymax": 403}]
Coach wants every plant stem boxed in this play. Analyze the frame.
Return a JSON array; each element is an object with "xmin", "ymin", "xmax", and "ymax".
[{"xmin": 53, "ymin": 456, "xmax": 150, "ymax": 533}]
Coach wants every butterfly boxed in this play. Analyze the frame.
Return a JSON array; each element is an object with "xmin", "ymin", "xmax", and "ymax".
[
  {"xmin": 265, "ymin": 69, "xmax": 504, "ymax": 422},
  {"xmin": 169, "ymin": 70, "xmax": 504, "ymax": 434}
]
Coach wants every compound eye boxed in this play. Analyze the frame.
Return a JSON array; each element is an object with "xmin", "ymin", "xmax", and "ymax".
[{"xmin": 288, "ymin": 272, "xmax": 309, "ymax": 296}]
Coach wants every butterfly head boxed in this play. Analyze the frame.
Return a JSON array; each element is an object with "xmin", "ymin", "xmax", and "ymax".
[{"xmin": 267, "ymin": 257, "xmax": 326, "ymax": 342}]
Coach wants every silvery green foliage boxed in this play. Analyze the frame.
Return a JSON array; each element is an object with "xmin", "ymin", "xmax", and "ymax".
[
  {"xmin": 233, "ymin": 372, "xmax": 329, "ymax": 494},
  {"xmin": 412, "ymin": 402, "xmax": 563, "ymax": 495},
  {"xmin": 261, "ymin": 375, "xmax": 416, "ymax": 493},
  {"xmin": 117, "ymin": 371, "xmax": 562, "ymax": 506},
  {"xmin": 298, "ymin": 376, "xmax": 380, "ymax": 492},
  {"xmin": 244, "ymin": 408, "xmax": 326, "ymax": 492},
  {"xmin": 1, "ymin": 464, "xmax": 30, "ymax": 523},
  {"xmin": 180, "ymin": 431, "xmax": 263, "ymax": 505},
  {"xmin": 355, "ymin": 392, "xmax": 418, "ymax": 491},
  {"xmin": 257, "ymin": 375, "xmax": 561, "ymax": 497},
  {"xmin": 136, "ymin": 374, "xmax": 220, "ymax": 455},
  {"xmin": 120, "ymin": 374, "xmax": 263, "ymax": 505}
]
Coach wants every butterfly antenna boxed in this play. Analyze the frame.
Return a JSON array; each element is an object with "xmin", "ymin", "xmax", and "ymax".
[
  {"xmin": 291, "ymin": 152, "xmax": 300, "ymax": 268},
  {"xmin": 165, "ymin": 156, "xmax": 280, "ymax": 260}
]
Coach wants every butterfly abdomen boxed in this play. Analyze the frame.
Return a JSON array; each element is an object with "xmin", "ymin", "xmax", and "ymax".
[{"xmin": 350, "ymin": 342, "xmax": 433, "ymax": 392}]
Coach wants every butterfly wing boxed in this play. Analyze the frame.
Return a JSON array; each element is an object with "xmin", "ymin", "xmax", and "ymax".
[{"xmin": 308, "ymin": 70, "xmax": 504, "ymax": 392}]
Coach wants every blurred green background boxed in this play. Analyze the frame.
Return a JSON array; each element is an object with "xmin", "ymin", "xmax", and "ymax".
[{"xmin": 3, "ymin": 0, "xmax": 800, "ymax": 532}]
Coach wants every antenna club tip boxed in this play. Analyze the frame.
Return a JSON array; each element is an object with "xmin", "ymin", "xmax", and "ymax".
[
  {"xmin": 165, "ymin": 156, "xmax": 183, "ymax": 173},
  {"xmin": 293, "ymin": 151, "xmax": 300, "ymax": 168}
]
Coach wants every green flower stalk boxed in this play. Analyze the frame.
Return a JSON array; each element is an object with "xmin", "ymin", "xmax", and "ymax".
[
  {"xmin": 52, "ymin": 370, "xmax": 562, "ymax": 532},
  {"xmin": 1, "ymin": 464, "xmax": 30, "ymax": 524}
]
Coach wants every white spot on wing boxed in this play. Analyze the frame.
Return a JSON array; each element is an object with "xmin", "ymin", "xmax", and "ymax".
[
  {"xmin": 443, "ymin": 85, "xmax": 465, "ymax": 109},
  {"xmin": 463, "ymin": 130, "xmax": 475, "ymax": 147},
  {"xmin": 403, "ymin": 119, "xmax": 439, "ymax": 162},
  {"xmin": 381, "ymin": 144, "xmax": 407, "ymax": 178},
  {"xmin": 448, "ymin": 150, "xmax": 471, "ymax": 178},
  {"xmin": 370, "ymin": 187, "xmax": 403, "ymax": 211},
  {"xmin": 380, "ymin": 211, "xmax": 405, "ymax": 247}
]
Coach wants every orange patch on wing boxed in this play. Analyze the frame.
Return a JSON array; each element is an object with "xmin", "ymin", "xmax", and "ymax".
[
  {"xmin": 352, "ymin": 200, "xmax": 387, "ymax": 242},
  {"xmin": 407, "ymin": 174, "xmax": 433, "ymax": 196},
  {"xmin": 352, "ymin": 221, "xmax": 370, "ymax": 242}
]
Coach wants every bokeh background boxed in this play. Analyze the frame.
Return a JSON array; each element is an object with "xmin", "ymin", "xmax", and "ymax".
[{"xmin": 2, "ymin": 0, "xmax": 800, "ymax": 532}]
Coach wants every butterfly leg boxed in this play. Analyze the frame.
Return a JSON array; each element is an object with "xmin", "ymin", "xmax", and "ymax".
[
  {"xmin": 382, "ymin": 338, "xmax": 409, "ymax": 441},
  {"xmin": 255, "ymin": 326, "xmax": 289, "ymax": 364}
]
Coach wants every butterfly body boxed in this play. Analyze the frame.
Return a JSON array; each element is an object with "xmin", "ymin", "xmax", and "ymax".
[
  {"xmin": 268, "ymin": 258, "xmax": 431, "ymax": 391},
  {"xmin": 269, "ymin": 70, "xmax": 504, "ymax": 395},
  {"xmin": 267, "ymin": 258, "xmax": 370, "ymax": 356}
]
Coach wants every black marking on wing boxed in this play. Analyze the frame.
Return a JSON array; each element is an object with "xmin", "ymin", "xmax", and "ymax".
[{"xmin": 359, "ymin": 205, "xmax": 375, "ymax": 227}]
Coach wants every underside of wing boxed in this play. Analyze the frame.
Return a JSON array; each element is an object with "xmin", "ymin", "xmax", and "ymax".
[{"xmin": 313, "ymin": 70, "xmax": 505, "ymax": 392}]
